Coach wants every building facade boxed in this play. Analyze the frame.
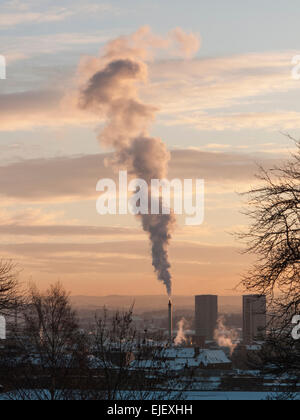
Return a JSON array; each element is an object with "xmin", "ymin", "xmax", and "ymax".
[
  {"xmin": 243, "ymin": 295, "xmax": 267, "ymax": 344},
  {"xmin": 195, "ymin": 295, "xmax": 218, "ymax": 342}
]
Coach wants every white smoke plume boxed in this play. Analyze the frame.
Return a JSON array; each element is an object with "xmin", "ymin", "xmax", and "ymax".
[
  {"xmin": 79, "ymin": 27, "xmax": 200, "ymax": 296},
  {"xmin": 174, "ymin": 318, "xmax": 188, "ymax": 346},
  {"xmin": 214, "ymin": 316, "xmax": 238, "ymax": 356}
]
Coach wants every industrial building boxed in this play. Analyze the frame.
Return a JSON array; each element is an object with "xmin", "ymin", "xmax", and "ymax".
[
  {"xmin": 243, "ymin": 295, "xmax": 267, "ymax": 344},
  {"xmin": 195, "ymin": 295, "xmax": 218, "ymax": 343}
]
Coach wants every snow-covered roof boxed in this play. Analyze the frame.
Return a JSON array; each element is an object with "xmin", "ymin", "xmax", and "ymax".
[
  {"xmin": 197, "ymin": 350, "xmax": 231, "ymax": 367},
  {"xmin": 134, "ymin": 348, "xmax": 231, "ymax": 371},
  {"xmin": 161, "ymin": 347, "xmax": 231, "ymax": 367},
  {"xmin": 130, "ymin": 360, "xmax": 164, "ymax": 370},
  {"xmin": 163, "ymin": 347, "xmax": 195, "ymax": 359}
]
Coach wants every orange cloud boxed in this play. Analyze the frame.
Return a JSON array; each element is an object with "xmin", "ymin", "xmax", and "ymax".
[
  {"xmin": 0, "ymin": 240, "xmax": 251, "ymax": 295},
  {"xmin": 0, "ymin": 150, "xmax": 280, "ymax": 202}
]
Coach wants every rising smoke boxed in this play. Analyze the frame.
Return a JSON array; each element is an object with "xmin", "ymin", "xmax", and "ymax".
[
  {"xmin": 214, "ymin": 316, "xmax": 238, "ymax": 356},
  {"xmin": 79, "ymin": 27, "xmax": 200, "ymax": 296},
  {"xmin": 174, "ymin": 318, "xmax": 188, "ymax": 346}
]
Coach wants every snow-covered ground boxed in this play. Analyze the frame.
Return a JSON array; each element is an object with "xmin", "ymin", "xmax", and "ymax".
[
  {"xmin": 0, "ymin": 390, "xmax": 299, "ymax": 400},
  {"xmin": 184, "ymin": 391, "xmax": 297, "ymax": 400}
]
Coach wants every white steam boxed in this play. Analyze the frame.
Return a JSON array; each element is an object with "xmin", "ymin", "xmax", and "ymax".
[
  {"xmin": 174, "ymin": 318, "xmax": 188, "ymax": 346},
  {"xmin": 214, "ymin": 316, "xmax": 238, "ymax": 356}
]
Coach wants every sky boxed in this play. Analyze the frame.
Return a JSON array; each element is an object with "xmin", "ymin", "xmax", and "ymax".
[{"xmin": 0, "ymin": 0, "xmax": 299, "ymax": 296}]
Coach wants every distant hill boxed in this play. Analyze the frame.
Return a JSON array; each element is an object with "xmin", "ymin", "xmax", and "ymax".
[{"xmin": 70, "ymin": 295, "xmax": 242, "ymax": 314}]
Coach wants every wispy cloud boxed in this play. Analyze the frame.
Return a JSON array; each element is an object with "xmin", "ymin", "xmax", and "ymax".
[
  {"xmin": 144, "ymin": 52, "xmax": 300, "ymax": 130},
  {"xmin": 0, "ymin": 1, "xmax": 116, "ymax": 28},
  {"xmin": 147, "ymin": 52, "xmax": 297, "ymax": 109},
  {"xmin": 0, "ymin": 90, "xmax": 97, "ymax": 131},
  {"xmin": 0, "ymin": 10, "xmax": 71, "ymax": 27},
  {"xmin": 165, "ymin": 110, "xmax": 300, "ymax": 131},
  {"xmin": 0, "ymin": 150, "xmax": 281, "ymax": 203},
  {"xmin": 3, "ymin": 32, "xmax": 111, "ymax": 63},
  {"xmin": 0, "ymin": 208, "xmax": 64, "ymax": 226},
  {"xmin": 1, "ymin": 51, "xmax": 299, "ymax": 132}
]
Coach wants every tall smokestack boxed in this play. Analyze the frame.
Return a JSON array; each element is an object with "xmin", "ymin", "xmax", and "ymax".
[{"xmin": 168, "ymin": 299, "xmax": 173, "ymax": 343}]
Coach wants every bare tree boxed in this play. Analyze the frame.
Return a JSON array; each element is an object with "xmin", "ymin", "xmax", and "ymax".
[
  {"xmin": 2, "ymin": 285, "xmax": 192, "ymax": 400},
  {"xmin": 0, "ymin": 261, "xmax": 21, "ymax": 314},
  {"xmin": 4, "ymin": 282, "xmax": 85, "ymax": 400},
  {"xmin": 239, "ymin": 139, "xmax": 300, "ymax": 323},
  {"xmin": 239, "ymin": 140, "xmax": 300, "ymax": 396}
]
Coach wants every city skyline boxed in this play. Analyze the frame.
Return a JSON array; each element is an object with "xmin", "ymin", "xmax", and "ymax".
[{"xmin": 0, "ymin": 0, "xmax": 299, "ymax": 296}]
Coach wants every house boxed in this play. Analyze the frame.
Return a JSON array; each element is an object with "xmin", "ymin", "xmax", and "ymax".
[{"xmin": 155, "ymin": 347, "xmax": 232, "ymax": 371}]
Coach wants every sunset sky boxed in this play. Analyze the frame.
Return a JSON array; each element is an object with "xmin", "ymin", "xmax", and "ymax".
[{"xmin": 0, "ymin": 0, "xmax": 299, "ymax": 296}]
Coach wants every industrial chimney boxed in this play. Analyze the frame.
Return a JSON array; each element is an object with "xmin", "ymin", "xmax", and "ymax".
[{"xmin": 168, "ymin": 299, "xmax": 173, "ymax": 343}]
